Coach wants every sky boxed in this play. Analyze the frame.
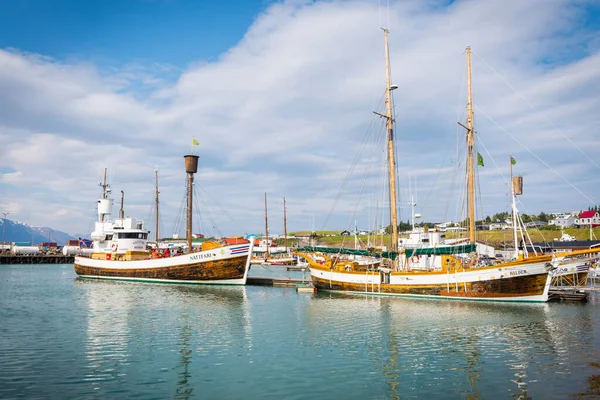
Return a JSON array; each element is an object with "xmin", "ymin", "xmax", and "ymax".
[{"xmin": 0, "ymin": 0, "xmax": 599, "ymax": 238}]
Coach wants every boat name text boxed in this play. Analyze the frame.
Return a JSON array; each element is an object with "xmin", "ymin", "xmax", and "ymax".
[
  {"xmin": 509, "ymin": 269, "xmax": 527, "ymax": 276},
  {"xmin": 189, "ymin": 253, "xmax": 214, "ymax": 261}
]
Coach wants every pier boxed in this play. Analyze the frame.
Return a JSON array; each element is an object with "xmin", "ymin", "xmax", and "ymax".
[
  {"xmin": 548, "ymin": 286, "xmax": 599, "ymax": 302},
  {"xmin": 0, "ymin": 255, "xmax": 75, "ymax": 264},
  {"xmin": 247, "ymin": 276, "xmax": 309, "ymax": 287}
]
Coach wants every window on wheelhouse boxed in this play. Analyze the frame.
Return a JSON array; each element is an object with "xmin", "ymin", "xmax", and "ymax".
[{"xmin": 117, "ymin": 232, "xmax": 149, "ymax": 239}]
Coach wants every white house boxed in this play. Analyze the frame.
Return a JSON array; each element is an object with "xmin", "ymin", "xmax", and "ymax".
[
  {"xmin": 489, "ymin": 219, "xmax": 512, "ymax": 230},
  {"xmin": 525, "ymin": 221, "xmax": 547, "ymax": 229},
  {"xmin": 548, "ymin": 214, "xmax": 576, "ymax": 228}
]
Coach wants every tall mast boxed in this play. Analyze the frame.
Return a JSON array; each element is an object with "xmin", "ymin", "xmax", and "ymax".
[
  {"xmin": 466, "ymin": 46, "xmax": 476, "ymax": 244},
  {"xmin": 184, "ymin": 155, "xmax": 199, "ymax": 254},
  {"xmin": 283, "ymin": 197, "xmax": 288, "ymax": 252},
  {"xmin": 383, "ymin": 28, "xmax": 399, "ymax": 265},
  {"xmin": 155, "ymin": 170, "xmax": 159, "ymax": 244},
  {"xmin": 264, "ymin": 193, "xmax": 269, "ymax": 259}
]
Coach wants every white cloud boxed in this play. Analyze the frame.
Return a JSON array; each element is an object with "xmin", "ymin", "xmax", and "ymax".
[{"xmin": 0, "ymin": 0, "xmax": 598, "ymax": 237}]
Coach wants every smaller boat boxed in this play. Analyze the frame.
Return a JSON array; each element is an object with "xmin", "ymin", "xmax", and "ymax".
[
  {"xmin": 74, "ymin": 155, "xmax": 254, "ymax": 285},
  {"xmin": 251, "ymin": 194, "xmax": 296, "ymax": 265}
]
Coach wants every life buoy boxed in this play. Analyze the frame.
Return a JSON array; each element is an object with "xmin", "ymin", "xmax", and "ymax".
[
  {"xmin": 411, "ymin": 256, "xmax": 419, "ymax": 263},
  {"xmin": 111, "ymin": 243, "xmax": 118, "ymax": 252}
]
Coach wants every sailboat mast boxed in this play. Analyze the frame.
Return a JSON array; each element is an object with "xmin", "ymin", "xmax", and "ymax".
[
  {"xmin": 155, "ymin": 170, "xmax": 159, "ymax": 244},
  {"xmin": 184, "ymin": 155, "xmax": 199, "ymax": 254},
  {"xmin": 283, "ymin": 197, "xmax": 288, "ymax": 252},
  {"xmin": 264, "ymin": 192, "xmax": 269, "ymax": 258},
  {"xmin": 466, "ymin": 46, "xmax": 476, "ymax": 243},
  {"xmin": 383, "ymin": 28, "xmax": 399, "ymax": 260}
]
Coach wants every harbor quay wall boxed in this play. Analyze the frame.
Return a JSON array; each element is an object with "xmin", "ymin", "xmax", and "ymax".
[{"xmin": 0, "ymin": 255, "xmax": 74, "ymax": 264}]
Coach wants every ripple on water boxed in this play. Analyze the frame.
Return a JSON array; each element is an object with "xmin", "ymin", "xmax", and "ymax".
[{"xmin": 1, "ymin": 265, "xmax": 599, "ymax": 399}]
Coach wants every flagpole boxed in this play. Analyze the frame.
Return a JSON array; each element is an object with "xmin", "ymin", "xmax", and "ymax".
[{"xmin": 510, "ymin": 154, "xmax": 519, "ymax": 259}]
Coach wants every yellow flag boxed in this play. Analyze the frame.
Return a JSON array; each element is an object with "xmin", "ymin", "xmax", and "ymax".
[{"xmin": 192, "ymin": 138, "xmax": 199, "ymax": 146}]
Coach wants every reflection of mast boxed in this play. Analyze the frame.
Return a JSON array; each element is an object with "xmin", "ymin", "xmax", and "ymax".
[
  {"xmin": 184, "ymin": 155, "xmax": 199, "ymax": 254},
  {"xmin": 175, "ymin": 316, "xmax": 193, "ymax": 399}
]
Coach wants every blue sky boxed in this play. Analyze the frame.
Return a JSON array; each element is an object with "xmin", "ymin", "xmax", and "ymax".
[
  {"xmin": 0, "ymin": 0, "xmax": 599, "ymax": 238},
  {"xmin": 0, "ymin": 0, "xmax": 273, "ymax": 66}
]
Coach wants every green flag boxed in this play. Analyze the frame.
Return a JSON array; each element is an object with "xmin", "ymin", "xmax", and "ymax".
[
  {"xmin": 477, "ymin": 152, "xmax": 484, "ymax": 167},
  {"xmin": 511, "ymin": 156, "xmax": 516, "ymax": 165},
  {"xmin": 192, "ymin": 138, "xmax": 200, "ymax": 146}
]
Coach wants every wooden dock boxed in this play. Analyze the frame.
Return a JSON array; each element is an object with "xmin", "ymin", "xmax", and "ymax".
[
  {"xmin": 247, "ymin": 276, "xmax": 309, "ymax": 287},
  {"xmin": 0, "ymin": 255, "xmax": 75, "ymax": 264},
  {"xmin": 548, "ymin": 288, "xmax": 590, "ymax": 302}
]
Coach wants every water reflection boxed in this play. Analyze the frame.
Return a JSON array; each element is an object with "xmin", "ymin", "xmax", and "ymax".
[
  {"xmin": 175, "ymin": 310, "xmax": 193, "ymax": 399},
  {"xmin": 383, "ymin": 300, "xmax": 554, "ymax": 400},
  {"xmin": 75, "ymin": 279, "xmax": 250, "ymax": 398},
  {"xmin": 304, "ymin": 292, "xmax": 593, "ymax": 399}
]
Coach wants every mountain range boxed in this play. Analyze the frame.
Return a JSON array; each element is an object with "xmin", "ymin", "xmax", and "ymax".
[{"xmin": 0, "ymin": 218, "xmax": 76, "ymax": 245}]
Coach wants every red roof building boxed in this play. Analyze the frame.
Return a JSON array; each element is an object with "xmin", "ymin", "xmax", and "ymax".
[
  {"xmin": 222, "ymin": 237, "xmax": 250, "ymax": 245},
  {"xmin": 575, "ymin": 211, "xmax": 600, "ymax": 227}
]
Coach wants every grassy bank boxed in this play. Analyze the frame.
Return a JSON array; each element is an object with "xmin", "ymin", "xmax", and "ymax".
[{"xmin": 292, "ymin": 227, "xmax": 600, "ymax": 248}]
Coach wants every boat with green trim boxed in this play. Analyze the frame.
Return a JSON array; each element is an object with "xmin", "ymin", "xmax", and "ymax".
[{"xmin": 298, "ymin": 34, "xmax": 560, "ymax": 302}]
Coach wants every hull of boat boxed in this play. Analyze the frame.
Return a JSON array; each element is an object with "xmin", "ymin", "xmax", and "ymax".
[
  {"xmin": 74, "ymin": 243, "xmax": 253, "ymax": 285},
  {"xmin": 309, "ymin": 262, "xmax": 552, "ymax": 302}
]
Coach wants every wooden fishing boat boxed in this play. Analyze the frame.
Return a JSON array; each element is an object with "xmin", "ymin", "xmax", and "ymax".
[
  {"xmin": 74, "ymin": 155, "xmax": 254, "ymax": 285},
  {"xmin": 297, "ymin": 33, "xmax": 600, "ymax": 302}
]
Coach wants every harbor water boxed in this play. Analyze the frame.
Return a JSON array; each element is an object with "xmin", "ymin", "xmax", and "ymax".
[{"xmin": 1, "ymin": 264, "xmax": 599, "ymax": 399}]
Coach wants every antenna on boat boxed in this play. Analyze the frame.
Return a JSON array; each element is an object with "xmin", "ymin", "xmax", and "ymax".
[
  {"xmin": 184, "ymin": 154, "xmax": 199, "ymax": 254},
  {"xmin": 98, "ymin": 168, "xmax": 112, "ymax": 223},
  {"xmin": 119, "ymin": 190, "xmax": 124, "ymax": 219}
]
